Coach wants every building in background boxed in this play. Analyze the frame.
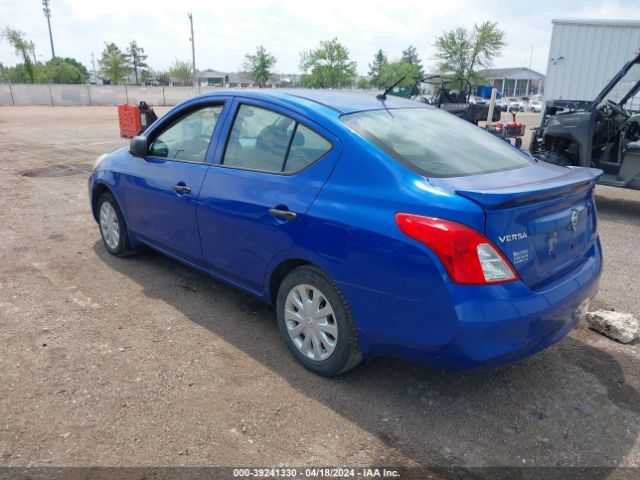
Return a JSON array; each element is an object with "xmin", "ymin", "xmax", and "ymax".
[
  {"xmin": 198, "ymin": 69, "xmax": 227, "ymax": 87},
  {"xmin": 480, "ymin": 67, "xmax": 545, "ymax": 96},
  {"xmin": 271, "ymin": 73, "xmax": 302, "ymax": 88},
  {"xmin": 544, "ymin": 19, "xmax": 640, "ymax": 102}
]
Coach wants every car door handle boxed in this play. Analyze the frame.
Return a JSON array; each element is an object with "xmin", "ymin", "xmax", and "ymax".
[
  {"xmin": 172, "ymin": 184, "xmax": 191, "ymax": 194},
  {"xmin": 268, "ymin": 208, "xmax": 297, "ymax": 221}
]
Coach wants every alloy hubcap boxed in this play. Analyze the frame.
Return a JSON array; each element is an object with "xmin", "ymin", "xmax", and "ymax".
[
  {"xmin": 285, "ymin": 284, "xmax": 338, "ymax": 361},
  {"xmin": 99, "ymin": 201, "xmax": 120, "ymax": 250}
]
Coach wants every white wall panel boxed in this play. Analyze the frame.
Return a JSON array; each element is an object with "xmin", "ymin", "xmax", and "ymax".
[
  {"xmin": 50, "ymin": 84, "xmax": 91, "ymax": 105},
  {"xmin": 0, "ymin": 85, "xmax": 13, "ymax": 106},
  {"xmin": 545, "ymin": 20, "xmax": 640, "ymax": 102},
  {"xmin": 10, "ymin": 84, "xmax": 52, "ymax": 105}
]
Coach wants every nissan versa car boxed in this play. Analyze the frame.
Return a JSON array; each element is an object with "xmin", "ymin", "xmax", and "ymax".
[{"xmin": 89, "ymin": 90, "xmax": 602, "ymax": 376}]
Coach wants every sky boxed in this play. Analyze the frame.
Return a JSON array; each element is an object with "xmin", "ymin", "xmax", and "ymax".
[{"xmin": 1, "ymin": 0, "xmax": 639, "ymax": 77}]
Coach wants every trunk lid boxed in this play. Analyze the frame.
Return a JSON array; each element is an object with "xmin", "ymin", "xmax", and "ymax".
[{"xmin": 430, "ymin": 163, "xmax": 602, "ymax": 289}]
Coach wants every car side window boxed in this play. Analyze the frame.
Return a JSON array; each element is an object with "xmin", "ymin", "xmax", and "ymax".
[
  {"xmin": 223, "ymin": 104, "xmax": 332, "ymax": 173},
  {"xmin": 149, "ymin": 105, "xmax": 223, "ymax": 163},
  {"xmin": 283, "ymin": 124, "xmax": 332, "ymax": 173}
]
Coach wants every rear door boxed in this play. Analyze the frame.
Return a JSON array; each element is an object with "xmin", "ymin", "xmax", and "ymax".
[
  {"xmin": 197, "ymin": 99, "xmax": 341, "ymax": 292},
  {"xmin": 123, "ymin": 99, "xmax": 228, "ymax": 263}
]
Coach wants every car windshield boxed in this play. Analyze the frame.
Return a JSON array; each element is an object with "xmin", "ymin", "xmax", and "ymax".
[
  {"xmin": 341, "ymin": 107, "xmax": 531, "ymax": 177},
  {"xmin": 603, "ymin": 61, "xmax": 640, "ymax": 110}
]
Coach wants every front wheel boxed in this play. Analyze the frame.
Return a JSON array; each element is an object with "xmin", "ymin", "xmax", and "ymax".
[
  {"xmin": 276, "ymin": 266, "xmax": 362, "ymax": 376},
  {"xmin": 98, "ymin": 192, "xmax": 135, "ymax": 257}
]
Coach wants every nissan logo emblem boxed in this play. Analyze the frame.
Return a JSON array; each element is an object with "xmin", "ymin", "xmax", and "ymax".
[{"xmin": 569, "ymin": 210, "xmax": 579, "ymax": 231}]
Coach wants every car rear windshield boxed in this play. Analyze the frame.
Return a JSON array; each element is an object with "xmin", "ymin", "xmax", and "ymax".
[{"xmin": 341, "ymin": 107, "xmax": 531, "ymax": 177}]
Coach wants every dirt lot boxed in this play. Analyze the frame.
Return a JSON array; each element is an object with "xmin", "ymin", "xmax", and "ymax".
[{"xmin": 1, "ymin": 107, "xmax": 639, "ymax": 474}]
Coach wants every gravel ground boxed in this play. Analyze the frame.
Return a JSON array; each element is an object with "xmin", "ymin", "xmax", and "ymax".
[{"xmin": 0, "ymin": 107, "xmax": 639, "ymax": 473}]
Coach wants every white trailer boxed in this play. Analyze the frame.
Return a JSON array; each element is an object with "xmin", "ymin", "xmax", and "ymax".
[{"xmin": 544, "ymin": 19, "xmax": 640, "ymax": 104}]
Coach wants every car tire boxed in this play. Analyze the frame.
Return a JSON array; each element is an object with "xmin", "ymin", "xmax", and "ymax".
[
  {"xmin": 97, "ymin": 191, "xmax": 135, "ymax": 257},
  {"xmin": 276, "ymin": 265, "xmax": 362, "ymax": 376}
]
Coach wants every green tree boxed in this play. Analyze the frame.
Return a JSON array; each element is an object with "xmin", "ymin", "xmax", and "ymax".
[
  {"xmin": 126, "ymin": 41, "xmax": 149, "ymax": 85},
  {"xmin": 0, "ymin": 62, "xmax": 6, "ymax": 83},
  {"xmin": 1, "ymin": 27, "xmax": 35, "ymax": 83},
  {"xmin": 299, "ymin": 38, "xmax": 357, "ymax": 89},
  {"xmin": 139, "ymin": 69, "xmax": 150, "ymax": 84},
  {"xmin": 154, "ymin": 69, "xmax": 170, "ymax": 86},
  {"xmin": 401, "ymin": 45, "xmax": 424, "ymax": 78},
  {"xmin": 368, "ymin": 49, "xmax": 387, "ymax": 88},
  {"xmin": 38, "ymin": 58, "xmax": 86, "ymax": 84},
  {"xmin": 434, "ymin": 21, "xmax": 506, "ymax": 88},
  {"xmin": 356, "ymin": 77, "xmax": 369, "ymax": 89},
  {"xmin": 5, "ymin": 64, "xmax": 32, "ymax": 83},
  {"xmin": 169, "ymin": 59, "xmax": 194, "ymax": 86},
  {"xmin": 378, "ymin": 60, "xmax": 421, "ymax": 88},
  {"xmin": 98, "ymin": 42, "xmax": 129, "ymax": 84},
  {"xmin": 243, "ymin": 45, "xmax": 276, "ymax": 88},
  {"xmin": 59, "ymin": 57, "xmax": 89, "ymax": 78}
]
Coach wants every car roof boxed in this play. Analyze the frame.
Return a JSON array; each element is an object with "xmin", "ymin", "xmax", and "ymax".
[{"xmin": 194, "ymin": 88, "xmax": 422, "ymax": 115}]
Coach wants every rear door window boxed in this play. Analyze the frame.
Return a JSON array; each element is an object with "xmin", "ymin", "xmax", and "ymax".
[
  {"xmin": 223, "ymin": 104, "xmax": 332, "ymax": 173},
  {"xmin": 341, "ymin": 107, "xmax": 531, "ymax": 177},
  {"xmin": 284, "ymin": 124, "xmax": 332, "ymax": 173}
]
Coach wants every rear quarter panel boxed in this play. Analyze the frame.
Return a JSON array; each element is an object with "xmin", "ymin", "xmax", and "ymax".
[{"xmin": 277, "ymin": 133, "xmax": 487, "ymax": 355}]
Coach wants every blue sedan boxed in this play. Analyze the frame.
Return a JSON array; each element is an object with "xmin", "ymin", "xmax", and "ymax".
[{"xmin": 89, "ymin": 90, "xmax": 602, "ymax": 376}]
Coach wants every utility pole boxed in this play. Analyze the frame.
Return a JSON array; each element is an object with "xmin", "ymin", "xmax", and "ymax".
[
  {"xmin": 91, "ymin": 52, "xmax": 97, "ymax": 83},
  {"xmin": 527, "ymin": 45, "xmax": 533, "ymax": 96},
  {"xmin": 42, "ymin": 0, "xmax": 55, "ymax": 59},
  {"xmin": 188, "ymin": 13, "xmax": 196, "ymax": 86}
]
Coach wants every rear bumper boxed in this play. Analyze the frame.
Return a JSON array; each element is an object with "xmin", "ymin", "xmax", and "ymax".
[{"xmin": 349, "ymin": 240, "xmax": 602, "ymax": 371}]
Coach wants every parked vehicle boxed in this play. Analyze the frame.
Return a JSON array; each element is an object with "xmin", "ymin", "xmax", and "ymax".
[
  {"xmin": 412, "ymin": 75, "xmax": 500, "ymax": 124},
  {"xmin": 467, "ymin": 95, "xmax": 486, "ymax": 104},
  {"xmin": 528, "ymin": 100, "xmax": 543, "ymax": 113},
  {"xmin": 495, "ymin": 97, "xmax": 509, "ymax": 112},
  {"xmin": 90, "ymin": 90, "xmax": 602, "ymax": 376},
  {"xmin": 507, "ymin": 97, "xmax": 522, "ymax": 112},
  {"xmin": 531, "ymin": 52, "xmax": 640, "ymax": 190}
]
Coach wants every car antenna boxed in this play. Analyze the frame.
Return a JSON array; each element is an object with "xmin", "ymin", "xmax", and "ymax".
[{"xmin": 377, "ymin": 76, "xmax": 406, "ymax": 101}]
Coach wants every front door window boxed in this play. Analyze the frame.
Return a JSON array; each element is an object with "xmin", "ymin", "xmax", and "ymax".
[{"xmin": 149, "ymin": 106, "xmax": 223, "ymax": 162}]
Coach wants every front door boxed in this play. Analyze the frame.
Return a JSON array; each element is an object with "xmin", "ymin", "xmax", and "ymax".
[
  {"xmin": 198, "ymin": 101, "xmax": 341, "ymax": 292},
  {"xmin": 124, "ymin": 102, "xmax": 225, "ymax": 263}
]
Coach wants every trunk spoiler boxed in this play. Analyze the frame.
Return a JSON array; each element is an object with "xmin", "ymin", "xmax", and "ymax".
[{"xmin": 454, "ymin": 167, "xmax": 603, "ymax": 209}]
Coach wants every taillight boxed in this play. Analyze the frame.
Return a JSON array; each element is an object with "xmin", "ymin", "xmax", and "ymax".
[{"xmin": 395, "ymin": 213, "xmax": 518, "ymax": 285}]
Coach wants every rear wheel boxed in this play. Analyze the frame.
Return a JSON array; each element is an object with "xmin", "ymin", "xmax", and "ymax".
[
  {"xmin": 98, "ymin": 192, "xmax": 135, "ymax": 257},
  {"xmin": 276, "ymin": 266, "xmax": 361, "ymax": 376}
]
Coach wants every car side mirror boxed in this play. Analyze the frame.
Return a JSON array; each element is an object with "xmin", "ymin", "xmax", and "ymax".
[{"xmin": 130, "ymin": 135, "xmax": 148, "ymax": 157}]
